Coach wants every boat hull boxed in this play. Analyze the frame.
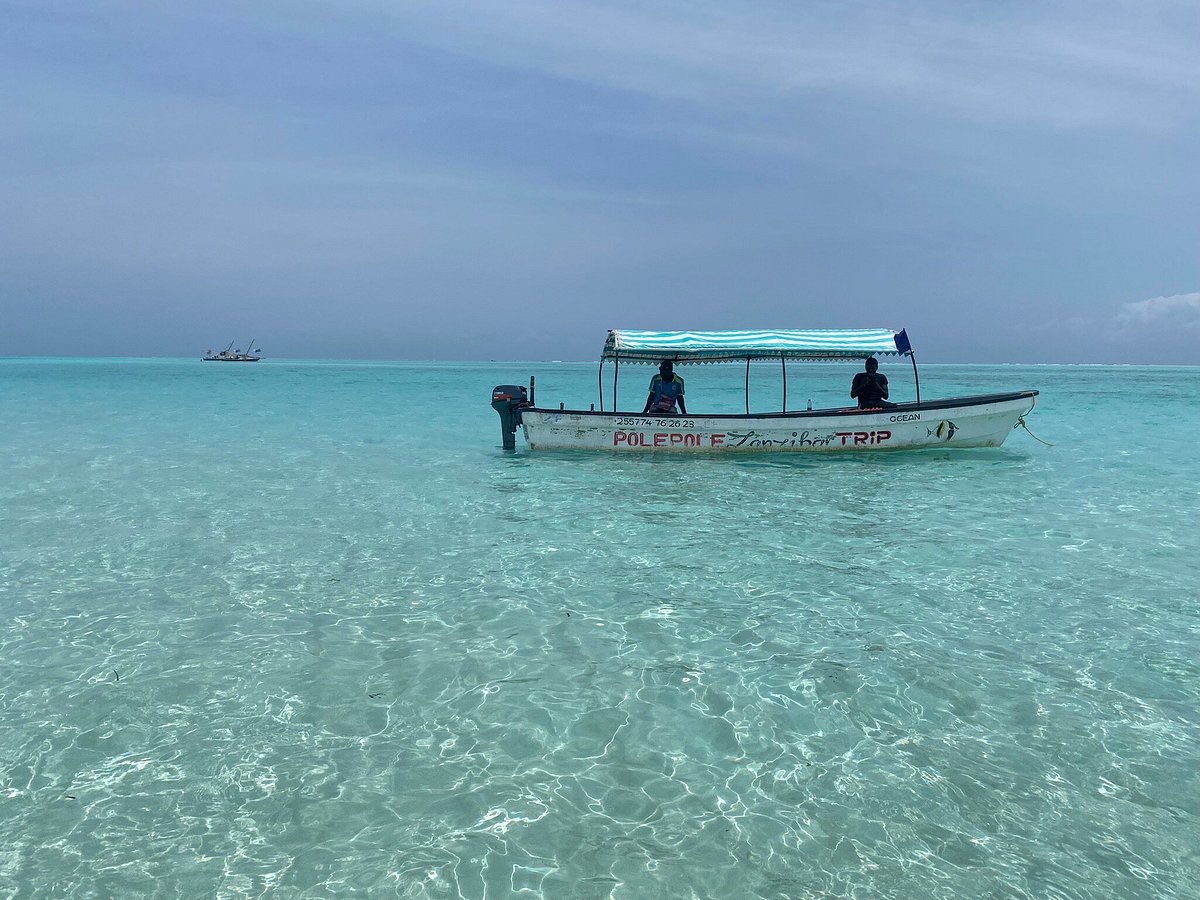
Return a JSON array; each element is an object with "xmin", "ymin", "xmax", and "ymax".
[{"xmin": 520, "ymin": 392, "xmax": 1037, "ymax": 452}]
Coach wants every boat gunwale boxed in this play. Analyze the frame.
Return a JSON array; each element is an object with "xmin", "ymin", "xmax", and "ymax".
[{"xmin": 524, "ymin": 390, "xmax": 1038, "ymax": 421}]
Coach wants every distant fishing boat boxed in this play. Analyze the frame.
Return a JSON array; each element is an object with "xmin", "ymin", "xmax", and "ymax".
[
  {"xmin": 203, "ymin": 338, "xmax": 262, "ymax": 362},
  {"xmin": 491, "ymin": 328, "xmax": 1040, "ymax": 453}
]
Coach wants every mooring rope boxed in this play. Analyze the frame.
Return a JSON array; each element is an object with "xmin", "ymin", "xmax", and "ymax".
[{"xmin": 1016, "ymin": 415, "xmax": 1054, "ymax": 447}]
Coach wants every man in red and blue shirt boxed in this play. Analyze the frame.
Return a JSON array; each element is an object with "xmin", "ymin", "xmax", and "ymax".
[{"xmin": 643, "ymin": 360, "xmax": 687, "ymax": 415}]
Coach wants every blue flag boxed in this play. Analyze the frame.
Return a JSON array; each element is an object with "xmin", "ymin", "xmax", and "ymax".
[{"xmin": 893, "ymin": 329, "xmax": 912, "ymax": 355}]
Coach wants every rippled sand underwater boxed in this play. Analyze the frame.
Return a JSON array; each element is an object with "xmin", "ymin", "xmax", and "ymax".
[{"xmin": 1, "ymin": 359, "xmax": 1197, "ymax": 898}]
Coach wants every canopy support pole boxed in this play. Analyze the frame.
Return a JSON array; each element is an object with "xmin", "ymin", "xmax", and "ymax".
[
  {"xmin": 597, "ymin": 359, "xmax": 604, "ymax": 412},
  {"xmin": 909, "ymin": 352, "xmax": 921, "ymax": 407},
  {"xmin": 745, "ymin": 357, "xmax": 750, "ymax": 414},
  {"xmin": 780, "ymin": 353, "xmax": 787, "ymax": 412},
  {"xmin": 613, "ymin": 354, "xmax": 620, "ymax": 413}
]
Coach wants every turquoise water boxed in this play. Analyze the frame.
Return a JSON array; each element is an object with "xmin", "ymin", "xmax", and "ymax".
[{"xmin": 1, "ymin": 358, "xmax": 1197, "ymax": 899}]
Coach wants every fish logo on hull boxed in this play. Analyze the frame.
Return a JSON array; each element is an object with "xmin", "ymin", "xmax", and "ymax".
[{"xmin": 928, "ymin": 420, "xmax": 958, "ymax": 441}]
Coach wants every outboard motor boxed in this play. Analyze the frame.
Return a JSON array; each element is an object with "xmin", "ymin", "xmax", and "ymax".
[{"xmin": 491, "ymin": 384, "xmax": 529, "ymax": 450}]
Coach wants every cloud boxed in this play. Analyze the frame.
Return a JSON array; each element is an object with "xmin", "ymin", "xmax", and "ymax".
[
  {"xmin": 1116, "ymin": 292, "xmax": 1200, "ymax": 327},
  {"xmin": 1032, "ymin": 315, "xmax": 1095, "ymax": 336},
  {"xmin": 1036, "ymin": 292, "xmax": 1200, "ymax": 347},
  {"xmin": 370, "ymin": 0, "xmax": 1200, "ymax": 128}
]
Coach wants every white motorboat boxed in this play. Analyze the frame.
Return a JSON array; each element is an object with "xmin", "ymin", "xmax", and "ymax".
[
  {"xmin": 492, "ymin": 329, "xmax": 1039, "ymax": 453},
  {"xmin": 203, "ymin": 338, "xmax": 262, "ymax": 362}
]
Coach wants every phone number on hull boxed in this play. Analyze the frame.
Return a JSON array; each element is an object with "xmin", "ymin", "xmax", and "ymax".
[{"xmin": 614, "ymin": 417, "xmax": 694, "ymax": 428}]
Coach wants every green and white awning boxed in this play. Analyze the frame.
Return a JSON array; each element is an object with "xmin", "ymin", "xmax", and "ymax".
[{"xmin": 602, "ymin": 329, "xmax": 910, "ymax": 363}]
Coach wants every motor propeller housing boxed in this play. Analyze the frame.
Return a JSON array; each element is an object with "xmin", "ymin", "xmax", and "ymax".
[{"xmin": 491, "ymin": 384, "xmax": 529, "ymax": 450}]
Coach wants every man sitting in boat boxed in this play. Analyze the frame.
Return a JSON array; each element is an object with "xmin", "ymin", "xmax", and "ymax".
[
  {"xmin": 643, "ymin": 360, "xmax": 687, "ymax": 415},
  {"xmin": 851, "ymin": 357, "xmax": 896, "ymax": 409}
]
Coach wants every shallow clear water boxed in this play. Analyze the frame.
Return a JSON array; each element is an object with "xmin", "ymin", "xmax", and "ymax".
[{"xmin": 1, "ymin": 359, "xmax": 1197, "ymax": 898}]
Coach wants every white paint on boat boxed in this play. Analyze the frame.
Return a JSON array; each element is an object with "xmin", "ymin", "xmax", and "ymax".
[{"xmin": 520, "ymin": 392, "xmax": 1036, "ymax": 452}]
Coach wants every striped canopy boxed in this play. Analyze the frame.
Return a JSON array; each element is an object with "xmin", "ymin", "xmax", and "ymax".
[{"xmin": 603, "ymin": 329, "xmax": 909, "ymax": 363}]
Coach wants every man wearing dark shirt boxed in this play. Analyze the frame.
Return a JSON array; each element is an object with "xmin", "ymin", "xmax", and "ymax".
[{"xmin": 850, "ymin": 357, "xmax": 896, "ymax": 409}]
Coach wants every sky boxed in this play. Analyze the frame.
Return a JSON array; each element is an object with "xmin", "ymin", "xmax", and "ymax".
[{"xmin": 2, "ymin": 0, "xmax": 1198, "ymax": 362}]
